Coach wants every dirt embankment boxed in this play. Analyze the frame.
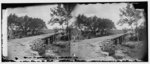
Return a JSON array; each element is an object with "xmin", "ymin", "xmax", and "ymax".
[
  {"xmin": 101, "ymin": 40, "xmax": 144, "ymax": 61},
  {"xmin": 30, "ymin": 38, "xmax": 71, "ymax": 61},
  {"xmin": 7, "ymin": 38, "xmax": 43, "ymax": 62}
]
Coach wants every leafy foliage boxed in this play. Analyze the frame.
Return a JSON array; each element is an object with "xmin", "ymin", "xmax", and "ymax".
[
  {"xmin": 117, "ymin": 4, "xmax": 141, "ymax": 26},
  {"xmin": 117, "ymin": 4, "xmax": 143, "ymax": 41},
  {"xmin": 30, "ymin": 39, "xmax": 47, "ymax": 55},
  {"xmin": 8, "ymin": 14, "xmax": 47, "ymax": 39},
  {"xmin": 75, "ymin": 15, "xmax": 115, "ymax": 37},
  {"xmin": 101, "ymin": 40, "xmax": 116, "ymax": 56},
  {"xmin": 49, "ymin": 4, "xmax": 76, "ymax": 27},
  {"xmin": 49, "ymin": 4, "xmax": 76, "ymax": 41}
]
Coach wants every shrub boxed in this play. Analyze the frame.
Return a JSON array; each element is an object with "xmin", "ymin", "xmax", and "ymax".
[
  {"xmin": 30, "ymin": 39, "xmax": 47, "ymax": 55},
  {"xmin": 122, "ymin": 44, "xmax": 135, "ymax": 49},
  {"xmin": 101, "ymin": 41, "xmax": 116, "ymax": 56}
]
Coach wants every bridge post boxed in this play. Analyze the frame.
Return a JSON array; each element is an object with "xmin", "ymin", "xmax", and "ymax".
[
  {"xmin": 122, "ymin": 35, "xmax": 125, "ymax": 44},
  {"xmin": 117, "ymin": 38, "xmax": 120, "ymax": 45},
  {"xmin": 48, "ymin": 37, "xmax": 50, "ymax": 45},
  {"xmin": 114, "ymin": 38, "xmax": 118, "ymax": 45},
  {"xmin": 122, "ymin": 35, "xmax": 126, "ymax": 44},
  {"xmin": 120, "ymin": 36, "xmax": 123, "ymax": 44},
  {"xmin": 45, "ymin": 38, "xmax": 48, "ymax": 44},
  {"xmin": 119, "ymin": 36, "xmax": 122, "ymax": 44},
  {"xmin": 113, "ymin": 39, "xmax": 116, "ymax": 45},
  {"xmin": 53, "ymin": 35, "xmax": 56, "ymax": 44},
  {"xmin": 50, "ymin": 36, "xmax": 53, "ymax": 44},
  {"xmin": 47, "ymin": 38, "xmax": 49, "ymax": 45},
  {"xmin": 118, "ymin": 37, "xmax": 121, "ymax": 44}
]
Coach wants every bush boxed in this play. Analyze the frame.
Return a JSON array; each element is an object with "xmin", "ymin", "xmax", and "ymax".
[
  {"xmin": 101, "ymin": 41, "xmax": 116, "ymax": 56},
  {"xmin": 30, "ymin": 39, "xmax": 47, "ymax": 55},
  {"xmin": 129, "ymin": 36, "xmax": 138, "ymax": 41},
  {"xmin": 122, "ymin": 44, "xmax": 135, "ymax": 49},
  {"xmin": 60, "ymin": 34, "xmax": 71, "ymax": 41}
]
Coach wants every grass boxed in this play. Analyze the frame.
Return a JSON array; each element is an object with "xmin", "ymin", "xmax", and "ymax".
[
  {"xmin": 52, "ymin": 41, "xmax": 70, "ymax": 57},
  {"xmin": 115, "ymin": 41, "xmax": 146, "ymax": 60},
  {"xmin": 100, "ymin": 39, "xmax": 146, "ymax": 61}
]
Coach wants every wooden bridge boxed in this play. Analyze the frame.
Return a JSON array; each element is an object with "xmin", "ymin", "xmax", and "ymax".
[
  {"xmin": 108, "ymin": 33, "xmax": 128, "ymax": 45},
  {"xmin": 41, "ymin": 32, "xmax": 129, "ymax": 45}
]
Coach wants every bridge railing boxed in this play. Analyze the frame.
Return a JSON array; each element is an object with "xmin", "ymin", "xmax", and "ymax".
[
  {"xmin": 41, "ymin": 32, "xmax": 65, "ymax": 45},
  {"xmin": 109, "ymin": 33, "xmax": 129, "ymax": 45},
  {"xmin": 41, "ymin": 32, "xmax": 129, "ymax": 46}
]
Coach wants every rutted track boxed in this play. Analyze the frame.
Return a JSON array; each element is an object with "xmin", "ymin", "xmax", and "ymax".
[
  {"xmin": 8, "ymin": 33, "xmax": 55, "ymax": 61},
  {"xmin": 71, "ymin": 34, "xmax": 127, "ymax": 61}
]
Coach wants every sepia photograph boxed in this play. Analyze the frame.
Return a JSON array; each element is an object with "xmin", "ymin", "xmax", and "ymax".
[{"xmin": 1, "ymin": 1, "xmax": 148, "ymax": 62}]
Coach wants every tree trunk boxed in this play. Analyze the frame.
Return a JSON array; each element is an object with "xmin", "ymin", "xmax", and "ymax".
[{"xmin": 135, "ymin": 22, "xmax": 139, "ymax": 41}]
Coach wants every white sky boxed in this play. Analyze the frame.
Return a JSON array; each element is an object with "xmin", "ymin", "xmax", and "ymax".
[
  {"xmin": 3, "ymin": 3, "xmax": 144, "ymax": 30},
  {"xmin": 71, "ymin": 3, "xmax": 128, "ymax": 29}
]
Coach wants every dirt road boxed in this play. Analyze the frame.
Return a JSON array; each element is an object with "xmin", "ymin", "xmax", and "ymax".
[
  {"xmin": 71, "ymin": 34, "xmax": 125, "ymax": 61},
  {"xmin": 7, "ymin": 33, "xmax": 54, "ymax": 61}
]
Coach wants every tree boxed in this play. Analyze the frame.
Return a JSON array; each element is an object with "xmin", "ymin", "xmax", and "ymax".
[
  {"xmin": 75, "ymin": 15, "xmax": 115, "ymax": 38},
  {"xmin": 53, "ymin": 27, "xmax": 59, "ymax": 33},
  {"xmin": 49, "ymin": 4, "xmax": 77, "ymax": 56},
  {"xmin": 7, "ymin": 14, "xmax": 47, "ymax": 39},
  {"xmin": 18, "ymin": 16, "xmax": 47, "ymax": 36},
  {"xmin": 49, "ymin": 4, "xmax": 66, "ymax": 29},
  {"xmin": 28, "ymin": 18, "xmax": 47, "ymax": 35},
  {"xmin": 49, "ymin": 4, "xmax": 76, "ymax": 40},
  {"xmin": 122, "ymin": 28, "xmax": 128, "ymax": 33},
  {"xmin": 49, "ymin": 4, "xmax": 76, "ymax": 29},
  {"xmin": 117, "ymin": 4, "xmax": 142, "ymax": 41},
  {"xmin": 8, "ymin": 14, "xmax": 21, "ymax": 39}
]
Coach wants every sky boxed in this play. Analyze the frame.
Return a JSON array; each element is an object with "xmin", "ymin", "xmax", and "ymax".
[{"xmin": 3, "ymin": 3, "xmax": 145, "ymax": 30}]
